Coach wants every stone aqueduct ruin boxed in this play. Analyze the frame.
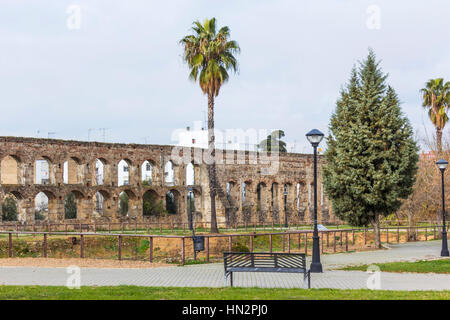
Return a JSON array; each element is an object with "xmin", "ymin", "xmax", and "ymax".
[{"xmin": 0, "ymin": 136, "xmax": 334, "ymax": 225}]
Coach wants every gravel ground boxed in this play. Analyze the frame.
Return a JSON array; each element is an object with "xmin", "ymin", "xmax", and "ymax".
[{"xmin": 0, "ymin": 258, "xmax": 171, "ymax": 269}]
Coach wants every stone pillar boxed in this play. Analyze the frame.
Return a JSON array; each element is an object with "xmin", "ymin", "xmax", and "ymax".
[
  {"xmin": 48, "ymin": 197, "xmax": 64, "ymax": 222},
  {"xmin": 19, "ymin": 197, "xmax": 35, "ymax": 223}
]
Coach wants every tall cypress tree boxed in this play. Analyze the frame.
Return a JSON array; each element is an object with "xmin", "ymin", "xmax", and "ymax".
[{"xmin": 323, "ymin": 50, "xmax": 419, "ymax": 248}]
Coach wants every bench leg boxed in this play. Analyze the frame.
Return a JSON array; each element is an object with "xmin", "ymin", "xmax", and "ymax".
[{"xmin": 303, "ymin": 271, "xmax": 311, "ymax": 289}]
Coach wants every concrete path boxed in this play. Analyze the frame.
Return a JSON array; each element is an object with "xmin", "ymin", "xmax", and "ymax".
[{"xmin": 0, "ymin": 241, "xmax": 448, "ymax": 291}]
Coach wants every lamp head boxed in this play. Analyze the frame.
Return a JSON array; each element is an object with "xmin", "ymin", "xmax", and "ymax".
[
  {"xmin": 306, "ymin": 129, "xmax": 324, "ymax": 146},
  {"xmin": 436, "ymin": 159, "xmax": 448, "ymax": 171}
]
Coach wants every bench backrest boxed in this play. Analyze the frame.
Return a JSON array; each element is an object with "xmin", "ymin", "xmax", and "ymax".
[{"xmin": 224, "ymin": 252, "xmax": 306, "ymax": 270}]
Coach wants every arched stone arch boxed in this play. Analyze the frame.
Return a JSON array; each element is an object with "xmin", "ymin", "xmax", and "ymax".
[
  {"xmin": 63, "ymin": 157, "xmax": 84, "ymax": 184},
  {"xmin": 142, "ymin": 189, "xmax": 161, "ymax": 217},
  {"xmin": 117, "ymin": 189, "xmax": 138, "ymax": 217},
  {"xmin": 1, "ymin": 192, "xmax": 22, "ymax": 222},
  {"xmin": 185, "ymin": 162, "xmax": 195, "ymax": 186},
  {"xmin": 118, "ymin": 159, "xmax": 132, "ymax": 187},
  {"xmin": 94, "ymin": 159, "xmax": 107, "ymax": 186},
  {"xmin": 164, "ymin": 160, "xmax": 175, "ymax": 186},
  {"xmin": 34, "ymin": 156, "xmax": 55, "ymax": 185},
  {"xmin": 0, "ymin": 155, "xmax": 22, "ymax": 185},
  {"xmin": 166, "ymin": 189, "xmax": 181, "ymax": 215},
  {"xmin": 141, "ymin": 160, "xmax": 156, "ymax": 186},
  {"xmin": 64, "ymin": 190, "xmax": 85, "ymax": 220}
]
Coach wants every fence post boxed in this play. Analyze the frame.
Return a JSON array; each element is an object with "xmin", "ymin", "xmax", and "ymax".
[
  {"xmin": 149, "ymin": 237, "xmax": 153, "ymax": 263},
  {"xmin": 333, "ymin": 232, "xmax": 336, "ymax": 253},
  {"xmin": 288, "ymin": 233, "xmax": 291, "ymax": 253},
  {"xmin": 229, "ymin": 236, "xmax": 232, "ymax": 252},
  {"xmin": 397, "ymin": 227, "xmax": 400, "ymax": 243},
  {"xmin": 80, "ymin": 234, "xmax": 84, "ymax": 258},
  {"xmin": 43, "ymin": 234, "xmax": 48, "ymax": 258},
  {"xmin": 8, "ymin": 232, "xmax": 12, "ymax": 258},
  {"xmin": 270, "ymin": 234, "xmax": 273, "ymax": 253},
  {"xmin": 298, "ymin": 233, "xmax": 301, "ymax": 250},
  {"xmin": 352, "ymin": 229, "xmax": 355, "ymax": 245},
  {"xmin": 340, "ymin": 231, "xmax": 343, "ymax": 247},
  {"xmin": 364, "ymin": 228, "xmax": 367, "ymax": 245},
  {"xmin": 304, "ymin": 233, "xmax": 308, "ymax": 255},
  {"xmin": 345, "ymin": 232, "xmax": 348, "ymax": 252},
  {"xmin": 327, "ymin": 232, "xmax": 329, "ymax": 248},
  {"xmin": 206, "ymin": 237, "xmax": 210, "ymax": 262},
  {"xmin": 282, "ymin": 232, "xmax": 286, "ymax": 252},
  {"xmin": 118, "ymin": 235, "xmax": 122, "ymax": 260},
  {"xmin": 250, "ymin": 235, "xmax": 254, "ymax": 253},
  {"xmin": 321, "ymin": 232, "xmax": 323, "ymax": 254},
  {"xmin": 425, "ymin": 227, "xmax": 427, "ymax": 241},
  {"xmin": 181, "ymin": 238, "xmax": 185, "ymax": 265}
]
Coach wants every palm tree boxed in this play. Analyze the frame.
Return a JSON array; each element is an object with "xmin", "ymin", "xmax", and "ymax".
[
  {"xmin": 420, "ymin": 78, "xmax": 450, "ymax": 153},
  {"xmin": 180, "ymin": 18, "xmax": 240, "ymax": 233}
]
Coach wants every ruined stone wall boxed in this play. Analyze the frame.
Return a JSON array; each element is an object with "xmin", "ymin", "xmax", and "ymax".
[{"xmin": 0, "ymin": 136, "xmax": 334, "ymax": 225}]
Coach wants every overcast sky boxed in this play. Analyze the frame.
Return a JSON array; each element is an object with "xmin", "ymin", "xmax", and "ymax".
[{"xmin": 0, "ymin": 0, "xmax": 449, "ymax": 153}]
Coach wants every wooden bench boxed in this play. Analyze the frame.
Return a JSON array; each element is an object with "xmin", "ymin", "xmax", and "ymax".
[{"xmin": 223, "ymin": 252, "xmax": 311, "ymax": 288}]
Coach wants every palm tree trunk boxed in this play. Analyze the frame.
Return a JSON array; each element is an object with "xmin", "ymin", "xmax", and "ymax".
[
  {"xmin": 437, "ymin": 127, "xmax": 443, "ymax": 154},
  {"xmin": 208, "ymin": 93, "xmax": 219, "ymax": 233}
]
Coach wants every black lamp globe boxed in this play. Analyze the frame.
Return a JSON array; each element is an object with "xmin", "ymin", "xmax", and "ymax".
[
  {"xmin": 306, "ymin": 129, "xmax": 324, "ymax": 146},
  {"xmin": 437, "ymin": 159, "xmax": 448, "ymax": 171}
]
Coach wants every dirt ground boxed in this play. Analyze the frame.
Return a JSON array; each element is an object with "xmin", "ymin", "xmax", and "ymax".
[{"xmin": 0, "ymin": 257, "xmax": 171, "ymax": 269}]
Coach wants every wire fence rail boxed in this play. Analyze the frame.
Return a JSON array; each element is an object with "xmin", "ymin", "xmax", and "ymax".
[{"xmin": 0, "ymin": 224, "xmax": 447, "ymax": 265}]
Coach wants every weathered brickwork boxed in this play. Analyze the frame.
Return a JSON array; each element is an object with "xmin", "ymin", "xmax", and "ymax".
[{"xmin": 0, "ymin": 136, "xmax": 333, "ymax": 225}]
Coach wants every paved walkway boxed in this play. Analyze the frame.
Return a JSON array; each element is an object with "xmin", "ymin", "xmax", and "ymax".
[{"xmin": 0, "ymin": 241, "xmax": 448, "ymax": 291}]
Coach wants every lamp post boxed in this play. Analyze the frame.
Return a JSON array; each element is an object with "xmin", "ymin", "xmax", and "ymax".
[
  {"xmin": 187, "ymin": 187, "xmax": 194, "ymax": 231},
  {"xmin": 436, "ymin": 159, "xmax": 449, "ymax": 257},
  {"xmin": 306, "ymin": 129, "xmax": 324, "ymax": 273},
  {"xmin": 283, "ymin": 187, "xmax": 288, "ymax": 228}
]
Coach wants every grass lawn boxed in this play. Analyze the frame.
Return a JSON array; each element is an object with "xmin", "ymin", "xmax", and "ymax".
[
  {"xmin": 0, "ymin": 285, "xmax": 448, "ymax": 300},
  {"xmin": 340, "ymin": 258, "xmax": 450, "ymax": 274}
]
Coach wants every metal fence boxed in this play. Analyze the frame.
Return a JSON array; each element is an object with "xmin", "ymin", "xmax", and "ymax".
[{"xmin": 0, "ymin": 224, "xmax": 447, "ymax": 265}]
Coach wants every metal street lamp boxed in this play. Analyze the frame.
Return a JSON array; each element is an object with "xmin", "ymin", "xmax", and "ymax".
[
  {"xmin": 284, "ymin": 187, "xmax": 288, "ymax": 228},
  {"xmin": 306, "ymin": 129, "xmax": 324, "ymax": 273},
  {"xmin": 188, "ymin": 186, "xmax": 194, "ymax": 231},
  {"xmin": 436, "ymin": 159, "xmax": 449, "ymax": 257}
]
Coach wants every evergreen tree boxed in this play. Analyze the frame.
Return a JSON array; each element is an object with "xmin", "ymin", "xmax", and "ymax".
[
  {"xmin": 323, "ymin": 50, "xmax": 419, "ymax": 248},
  {"xmin": 2, "ymin": 196, "xmax": 18, "ymax": 221},
  {"xmin": 118, "ymin": 192, "xmax": 129, "ymax": 216},
  {"xmin": 64, "ymin": 193, "xmax": 77, "ymax": 219}
]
